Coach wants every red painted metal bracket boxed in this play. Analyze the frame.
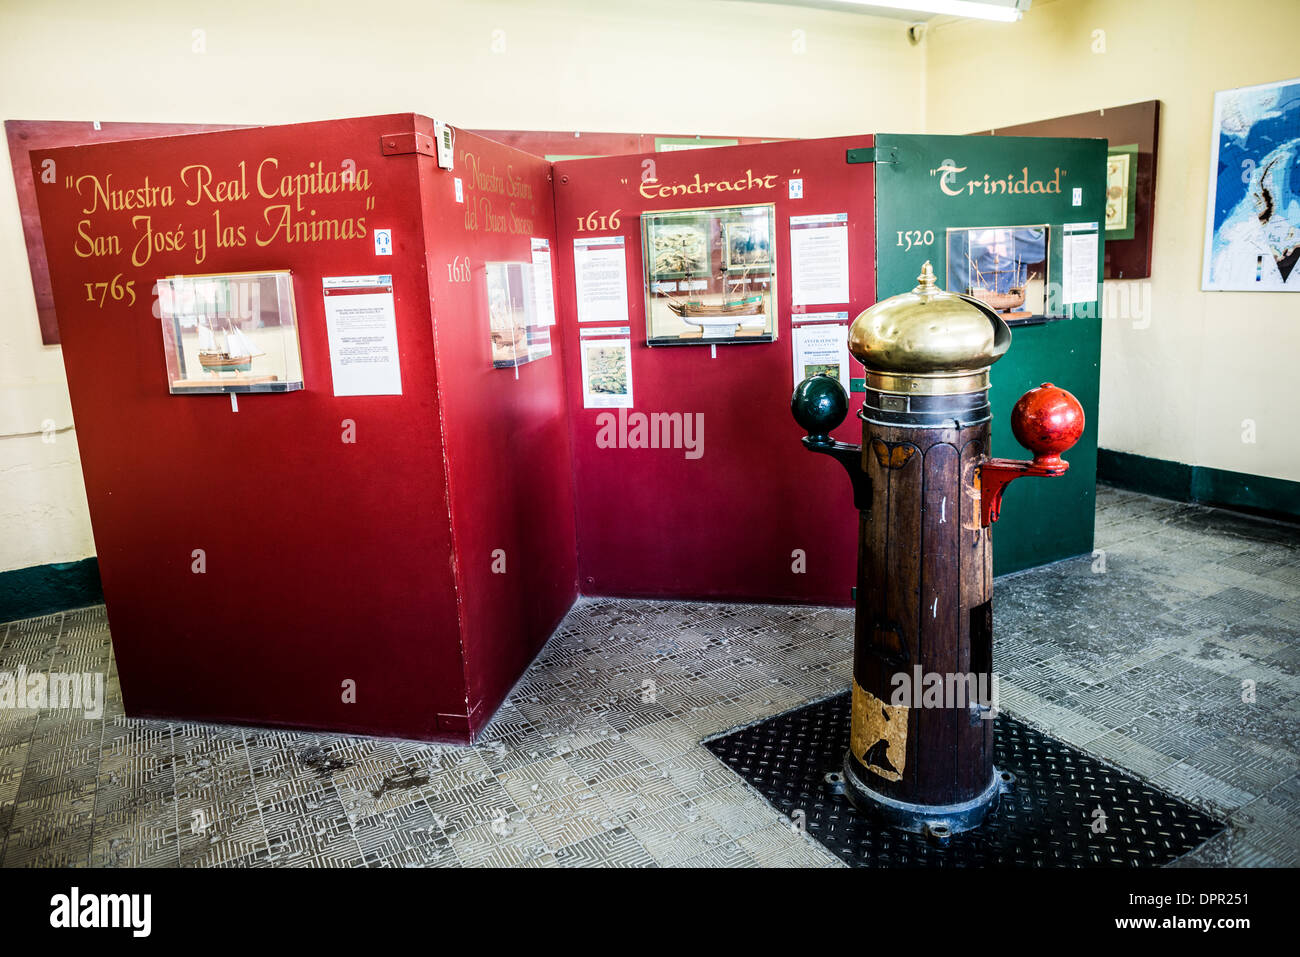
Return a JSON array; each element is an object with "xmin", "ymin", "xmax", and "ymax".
[
  {"xmin": 381, "ymin": 131, "xmax": 436, "ymax": 157},
  {"xmin": 978, "ymin": 457, "xmax": 1069, "ymax": 527}
]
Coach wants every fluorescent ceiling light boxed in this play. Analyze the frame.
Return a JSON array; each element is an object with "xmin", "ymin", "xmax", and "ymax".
[{"xmin": 834, "ymin": 0, "xmax": 1024, "ymax": 22}]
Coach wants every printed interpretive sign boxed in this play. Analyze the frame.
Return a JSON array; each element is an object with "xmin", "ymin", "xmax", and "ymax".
[
  {"xmin": 790, "ymin": 213, "xmax": 850, "ymax": 306},
  {"xmin": 1061, "ymin": 223, "xmax": 1099, "ymax": 306},
  {"xmin": 531, "ymin": 237, "xmax": 557, "ymax": 326},
  {"xmin": 322, "ymin": 275, "xmax": 402, "ymax": 396},
  {"xmin": 791, "ymin": 322, "xmax": 851, "ymax": 388},
  {"xmin": 580, "ymin": 337, "xmax": 633, "ymax": 409},
  {"xmin": 574, "ymin": 236, "xmax": 630, "ymax": 324}
]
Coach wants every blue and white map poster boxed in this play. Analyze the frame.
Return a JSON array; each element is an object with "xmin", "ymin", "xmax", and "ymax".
[{"xmin": 1202, "ymin": 76, "xmax": 1300, "ymax": 291}]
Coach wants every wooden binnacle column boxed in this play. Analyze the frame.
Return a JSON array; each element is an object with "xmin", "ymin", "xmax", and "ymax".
[
  {"xmin": 791, "ymin": 263, "xmax": 1084, "ymax": 841},
  {"xmin": 845, "ymin": 387, "xmax": 1001, "ymax": 835}
]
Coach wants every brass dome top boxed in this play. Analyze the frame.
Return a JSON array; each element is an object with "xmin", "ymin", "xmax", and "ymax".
[{"xmin": 849, "ymin": 261, "xmax": 1011, "ymax": 393}]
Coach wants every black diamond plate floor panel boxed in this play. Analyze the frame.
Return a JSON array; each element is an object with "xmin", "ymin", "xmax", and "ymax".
[{"xmin": 704, "ymin": 693, "xmax": 1227, "ymax": 867}]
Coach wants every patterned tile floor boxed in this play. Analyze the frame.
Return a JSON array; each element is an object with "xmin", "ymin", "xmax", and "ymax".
[{"xmin": 0, "ymin": 485, "xmax": 1296, "ymax": 867}]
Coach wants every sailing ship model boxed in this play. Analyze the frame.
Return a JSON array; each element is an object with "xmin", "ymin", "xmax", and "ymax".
[
  {"xmin": 664, "ymin": 268, "xmax": 765, "ymax": 340},
  {"xmin": 965, "ymin": 247, "xmax": 1035, "ymax": 317},
  {"xmin": 664, "ymin": 254, "xmax": 767, "ymax": 329},
  {"xmin": 197, "ymin": 314, "xmax": 263, "ymax": 373}
]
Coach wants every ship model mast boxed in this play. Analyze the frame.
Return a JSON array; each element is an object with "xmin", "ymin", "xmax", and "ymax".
[
  {"xmin": 197, "ymin": 311, "xmax": 264, "ymax": 373},
  {"xmin": 662, "ymin": 230, "xmax": 765, "ymax": 320},
  {"xmin": 965, "ymin": 233, "xmax": 1035, "ymax": 315}
]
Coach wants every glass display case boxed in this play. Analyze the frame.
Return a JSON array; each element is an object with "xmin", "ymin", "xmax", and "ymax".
[
  {"xmin": 641, "ymin": 204, "xmax": 777, "ymax": 345},
  {"xmin": 157, "ymin": 270, "xmax": 304, "ymax": 393},
  {"xmin": 945, "ymin": 226, "xmax": 1050, "ymax": 321},
  {"xmin": 486, "ymin": 261, "xmax": 552, "ymax": 369}
]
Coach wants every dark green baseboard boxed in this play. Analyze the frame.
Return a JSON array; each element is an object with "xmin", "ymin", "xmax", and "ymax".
[
  {"xmin": 1098, "ymin": 449, "xmax": 1300, "ymax": 522},
  {"xmin": 0, "ymin": 558, "xmax": 103, "ymax": 624}
]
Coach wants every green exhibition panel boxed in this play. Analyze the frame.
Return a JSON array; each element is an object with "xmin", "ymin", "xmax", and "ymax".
[{"xmin": 873, "ymin": 134, "xmax": 1106, "ymax": 574}]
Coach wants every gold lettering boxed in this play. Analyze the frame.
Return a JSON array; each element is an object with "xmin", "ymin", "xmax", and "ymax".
[
  {"xmin": 256, "ymin": 157, "xmax": 280, "ymax": 200},
  {"xmin": 73, "ymin": 172, "xmax": 174, "ymax": 214},
  {"xmin": 256, "ymin": 203, "xmax": 291, "ymax": 246},
  {"xmin": 255, "ymin": 203, "xmax": 366, "ymax": 246},
  {"xmin": 634, "ymin": 170, "xmax": 779, "ymax": 199},
  {"xmin": 129, "ymin": 215, "xmax": 185, "ymax": 267},
  {"xmin": 74, "ymin": 219, "xmax": 121, "ymax": 258},
  {"xmin": 938, "ymin": 162, "xmax": 1067, "ymax": 197},
  {"xmin": 936, "ymin": 163, "xmax": 967, "ymax": 196},
  {"xmin": 180, "ymin": 162, "xmax": 248, "ymax": 206}
]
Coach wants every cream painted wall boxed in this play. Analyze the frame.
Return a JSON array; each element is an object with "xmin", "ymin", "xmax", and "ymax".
[
  {"xmin": 3, "ymin": 0, "xmax": 1296, "ymax": 576},
  {"xmin": 926, "ymin": 0, "xmax": 1300, "ymax": 485},
  {"xmin": 0, "ymin": 0, "xmax": 925, "ymax": 573}
]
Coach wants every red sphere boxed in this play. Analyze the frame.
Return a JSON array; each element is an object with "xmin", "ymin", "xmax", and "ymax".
[{"xmin": 1010, "ymin": 382, "xmax": 1085, "ymax": 467}]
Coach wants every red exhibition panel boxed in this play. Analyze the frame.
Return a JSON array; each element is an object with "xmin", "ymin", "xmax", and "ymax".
[
  {"xmin": 32, "ymin": 114, "xmax": 575, "ymax": 742},
  {"xmin": 33, "ymin": 116, "xmax": 878, "ymax": 742},
  {"xmin": 552, "ymin": 137, "xmax": 876, "ymax": 605},
  {"xmin": 415, "ymin": 119, "xmax": 578, "ymax": 735}
]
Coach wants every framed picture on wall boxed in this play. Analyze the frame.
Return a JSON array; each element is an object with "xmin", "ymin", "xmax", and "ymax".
[
  {"xmin": 1106, "ymin": 144, "xmax": 1138, "ymax": 240},
  {"xmin": 973, "ymin": 100, "xmax": 1160, "ymax": 279},
  {"xmin": 1201, "ymin": 76, "xmax": 1300, "ymax": 292},
  {"xmin": 646, "ymin": 222, "xmax": 710, "ymax": 280},
  {"xmin": 723, "ymin": 220, "xmax": 773, "ymax": 273}
]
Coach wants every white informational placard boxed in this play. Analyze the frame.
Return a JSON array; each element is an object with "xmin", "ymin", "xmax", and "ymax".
[
  {"xmin": 530, "ymin": 237, "xmax": 557, "ymax": 326},
  {"xmin": 573, "ymin": 236, "xmax": 630, "ymax": 324},
  {"xmin": 791, "ymin": 323, "xmax": 851, "ymax": 388},
  {"xmin": 1061, "ymin": 222, "xmax": 1099, "ymax": 306},
  {"xmin": 793, "ymin": 310, "xmax": 850, "ymax": 325},
  {"xmin": 790, "ymin": 213, "xmax": 850, "ymax": 306},
  {"xmin": 580, "ymin": 337, "xmax": 633, "ymax": 409},
  {"xmin": 321, "ymin": 275, "xmax": 402, "ymax": 396}
]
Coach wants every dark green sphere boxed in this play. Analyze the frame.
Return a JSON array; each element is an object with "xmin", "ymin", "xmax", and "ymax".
[{"xmin": 791, "ymin": 373, "xmax": 848, "ymax": 437}]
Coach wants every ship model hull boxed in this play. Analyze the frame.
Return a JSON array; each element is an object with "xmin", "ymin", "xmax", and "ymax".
[
  {"xmin": 966, "ymin": 287, "xmax": 1025, "ymax": 313},
  {"xmin": 198, "ymin": 352, "xmax": 254, "ymax": 373},
  {"xmin": 667, "ymin": 295, "xmax": 765, "ymax": 320}
]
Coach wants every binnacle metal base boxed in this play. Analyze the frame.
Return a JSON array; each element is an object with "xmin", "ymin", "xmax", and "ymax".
[
  {"xmin": 707, "ymin": 692, "xmax": 1228, "ymax": 866},
  {"xmin": 841, "ymin": 756, "xmax": 1010, "ymax": 841}
]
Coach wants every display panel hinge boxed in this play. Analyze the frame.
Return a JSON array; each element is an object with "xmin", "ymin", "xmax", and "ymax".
[
  {"xmin": 848, "ymin": 145, "xmax": 897, "ymax": 166},
  {"xmin": 381, "ymin": 131, "xmax": 437, "ymax": 158}
]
